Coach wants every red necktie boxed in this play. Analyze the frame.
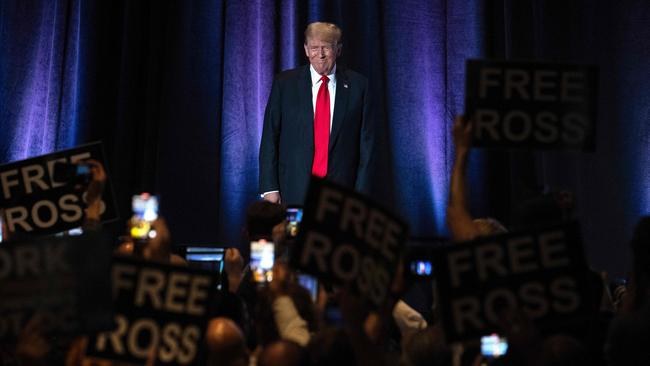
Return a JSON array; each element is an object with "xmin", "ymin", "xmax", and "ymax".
[{"xmin": 312, "ymin": 75, "xmax": 330, "ymax": 177}]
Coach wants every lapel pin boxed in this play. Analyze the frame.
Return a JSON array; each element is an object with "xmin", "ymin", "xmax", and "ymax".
[{"xmin": 344, "ymin": 83, "xmax": 348, "ymax": 88}]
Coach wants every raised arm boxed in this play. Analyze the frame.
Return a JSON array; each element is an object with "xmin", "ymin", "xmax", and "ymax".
[{"xmin": 447, "ymin": 116, "xmax": 481, "ymax": 242}]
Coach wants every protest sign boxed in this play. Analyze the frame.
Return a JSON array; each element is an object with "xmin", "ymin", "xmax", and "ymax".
[
  {"xmin": 0, "ymin": 232, "xmax": 113, "ymax": 341},
  {"xmin": 86, "ymin": 257, "xmax": 219, "ymax": 366},
  {"xmin": 0, "ymin": 142, "xmax": 118, "ymax": 236},
  {"xmin": 433, "ymin": 222, "xmax": 596, "ymax": 342},
  {"xmin": 292, "ymin": 177, "xmax": 408, "ymax": 307},
  {"xmin": 465, "ymin": 59, "xmax": 598, "ymax": 150}
]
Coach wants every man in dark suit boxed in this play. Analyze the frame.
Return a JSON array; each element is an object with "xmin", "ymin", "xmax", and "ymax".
[{"xmin": 259, "ymin": 22, "xmax": 375, "ymax": 205}]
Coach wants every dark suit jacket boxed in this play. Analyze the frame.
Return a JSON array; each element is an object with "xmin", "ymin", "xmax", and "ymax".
[{"xmin": 259, "ymin": 65, "xmax": 375, "ymax": 206}]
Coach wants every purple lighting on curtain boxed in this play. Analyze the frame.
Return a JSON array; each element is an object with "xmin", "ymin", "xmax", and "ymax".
[
  {"xmin": 382, "ymin": 0, "xmax": 482, "ymax": 235},
  {"xmin": 219, "ymin": 0, "xmax": 277, "ymax": 243},
  {"xmin": 1, "ymin": 0, "xmax": 485, "ymax": 245},
  {"xmin": 383, "ymin": 0, "xmax": 450, "ymax": 234},
  {"xmin": 14, "ymin": 1, "xmax": 62, "ymax": 160},
  {"xmin": 279, "ymin": 0, "xmax": 299, "ymax": 70},
  {"xmin": 0, "ymin": 0, "xmax": 82, "ymax": 164}
]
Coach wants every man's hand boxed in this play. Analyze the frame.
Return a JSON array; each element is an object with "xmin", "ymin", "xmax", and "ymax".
[
  {"xmin": 83, "ymin": 159, "xmax": 107, "ymax": 223},
  {"xmin": 452, "ymin": 115, "xmax": 473, "ymax": 156},
  {"xmin": 224, "ymin": 248, "xmax": 244, "ymax": 293},
  {"xmin": 16, "ymin": 313, "xmax": 50, "ymax": 366},
  {"xmin": 447, "ymin": 114, "xmax": 482, "ymax": 242},
  {"xmin": 263, "ymin": 191, "xmax": 281, "ymax": 204},
  {"xmin": 269, "ymin": 261, "xmax": 292, "ymax": 297},
  {"xmin": 142, "ymin": 218, "xmax": 172, "ymax": 263}
]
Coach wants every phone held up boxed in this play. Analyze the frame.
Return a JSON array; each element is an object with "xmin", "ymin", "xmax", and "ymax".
[
  {"xmin": 250, "ymin": 239, "xmax": 274, "ymax": 285},
  {"xmin": 404, "ymin": 245, "xmax": 436, "ymax": 280},
  {"xmin": 481, "ymin": 333, "xmax": 508, "ymax": 360},
  {"xmin": 52, "ymin": 161, "xmax": 92, "ymax": 187},
  {"xmin": 130, "ymin": 193, "xmax": 159, "ymax": 241},
  {"xmin": 409, "ymin": 260, "xmax": 433, "ymax": 277},
  {"xmin": 285, "ymin": 206, "xmax": 303, "ymax": 238}
]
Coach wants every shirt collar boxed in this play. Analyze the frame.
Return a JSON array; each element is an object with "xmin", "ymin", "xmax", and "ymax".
[{"xmin": 309, "ymin": 64, "xmax": 337, "ymax": 87}]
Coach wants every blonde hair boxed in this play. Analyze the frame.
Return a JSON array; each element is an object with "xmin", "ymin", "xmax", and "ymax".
[{"xmin": 304, "ymin": 22, "xmax": 342, "ymax": 45}]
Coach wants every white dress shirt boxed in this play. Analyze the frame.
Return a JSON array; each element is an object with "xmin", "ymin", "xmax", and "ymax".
[{"xmin": 309, "ymin": 64, "xmax": 337, "ymax": 132}]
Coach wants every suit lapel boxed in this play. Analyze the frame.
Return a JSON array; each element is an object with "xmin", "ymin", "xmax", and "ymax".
[
  {"xmin": 329, "ymin": 67, "xmax": 349, "ymax": 152},
  {"xmin": 299, "ymin": 66, "xmax": 315, "ymax": 151}
]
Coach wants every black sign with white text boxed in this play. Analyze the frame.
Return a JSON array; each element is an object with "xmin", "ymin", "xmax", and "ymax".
[
  {"xmin": 0, "ymin": 142, "xmax": 118, "ymax": 236},
  {"xmin": 433, "ymin": 222, "xmax": 595, "ymax": 342},
  {"xmin": 86, "ymin": 257, "xmax": 218, "ymax": 366},
  {"xmin": 0, "ymin": 232, "xmax": 114, "ymax": 341},
  {"xmin": 292, "ymin": 177, "xmax": 408, "ymax": 307},
  {"xmin": 465, "ymin": 59, "xmax": 598, "ymax": 150}
]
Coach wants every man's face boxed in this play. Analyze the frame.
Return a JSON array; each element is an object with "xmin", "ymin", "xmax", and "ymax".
[{"xmin": 304, "ymin": 36, "xmax": 341, "ymax": 75}]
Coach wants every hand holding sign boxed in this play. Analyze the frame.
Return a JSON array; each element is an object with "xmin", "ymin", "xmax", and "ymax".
[
  {"xmin": 83, "ymin": 159, "xmax": 107, "ymax": 222},
  {"xmin": 292, "ymin": 177, "xmax": 408, "ymax": 307},
  {"xmin": 0, "ymin": 142, "xmax": 117, "ymax": 236}
]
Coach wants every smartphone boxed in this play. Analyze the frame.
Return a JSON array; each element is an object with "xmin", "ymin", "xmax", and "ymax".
[
  {"xmin": 250, "ymin": 239, "xmax": 274, "ymax": 283},
  {"xmin": 286, "ymin": 207, "xmax": 303, "ymax": 237},
  {"xmin": 52, "ymin": 161, "xmax": 92, "ymax": 185},
  {"xmin": 68, "ymin": 227, "xmax": 84, "ymax": 236},
  {"xmin": 410, "ymin": 260, "xmax": 433, "ymax": 277},
  {"xmin": 184, "ymin": 246, "xmax": 225, "ymax": 290},
  {"xmin": 297, "ymin": 273, "xmax": 319, "ymax": 302},
  {"xmin": 130, "ymin": 193, "xmax": 159, "ymax": 239},
  {"xmin": 404, "ymin": 240, "xmax": 445, "ymax": 280},
  {"xmin": 481, "ymin": 334, "xmax": 508, "ymax": 358}
]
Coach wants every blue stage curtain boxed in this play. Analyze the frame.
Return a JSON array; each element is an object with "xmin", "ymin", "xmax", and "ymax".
[
  {"xmin": 1, "ymin": 0, "xmax": 482, "ymax": 246},
  {"xmin": 2, "ymin": 0, "xmax": 649, "ymax": 278},
  {"xmin": 0, "ymin": 0, "xmax": 85, "ymax": 160}
]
